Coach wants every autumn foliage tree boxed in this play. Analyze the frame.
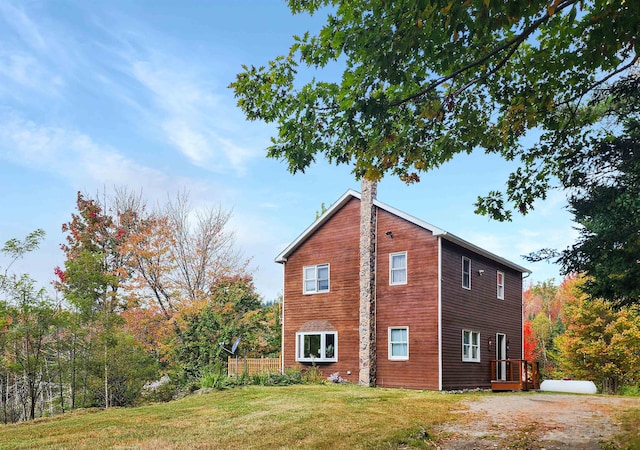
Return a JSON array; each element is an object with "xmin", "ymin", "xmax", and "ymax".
[
  {"xmin": 523, "ymin": 279, "xmax": 565, "ymax": 375},
  {"xmin": 523, "ymin": 321, "xmax": 541, "ymax": 364},
  {"xmin": 56, "ymin": 191, "xmax": 151, "ymax": 408},
  {"xmin": 526, "ymin": 77, "xmax": 640, "ymax": 307},
  {"xmin": 56, "ymin": 189, "xmax": 268, "ymax": 387},
  {"xmin": 525, "ymin": 274, "xmax": 640, "ymax": 393},
  {"xmin": 117, "ymin": 192, "xmax": 250, "ymax": 369},
  {"xmin": 555, "ymin": 292, "xmax": 640, "ymax": 393},
  {"xmin": 1, "ymin": 189, "xmax": 278, "ymax": 421},
  {"xmin": 174, "ymin": 276, "xmax": 279, "ymax": 380}
]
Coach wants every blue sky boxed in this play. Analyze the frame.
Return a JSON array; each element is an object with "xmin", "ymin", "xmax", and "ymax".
[{"xmin": 0, "ymin": 0, "xmax": 576, "ymax": 302}]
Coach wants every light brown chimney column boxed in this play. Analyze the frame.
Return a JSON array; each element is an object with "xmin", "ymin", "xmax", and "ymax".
[{"xmin": 358, "ymin": 178, "xmax": 377, "ymax": 386}]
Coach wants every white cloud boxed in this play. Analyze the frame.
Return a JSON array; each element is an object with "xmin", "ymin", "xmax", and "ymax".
[
  {"xmin": 0, "ymin": 2, "xmax": 266, "ymax": 176},
  {"xmin": 163, "ymin": 119, "xmax": 214, "ymax": 164},
  {"xmin": 0, "ymin": 2, "xmax": 70, "ymax": 102},
  {"xmin": 0, "ymin": 51, "xmax": 62, "ymax": 97},
  {"xmin": 129, "ymin": 58, "xmax": 260, "ymax": 174},
  {"xmin": 535, "ymin": 189, "xmax": 569, "ymax": 217},
  {"xmin": 0, "ymin": 111, "xmax": 177, "ymax": 198},
  {"xmin": 0, "ymin": 1, "xmax": 47, "ymax": 52}
]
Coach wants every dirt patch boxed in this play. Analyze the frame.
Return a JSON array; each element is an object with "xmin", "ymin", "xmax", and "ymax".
[{"xmin": 436, "ymin": 392, "xmax": 640, "ymax": 449}]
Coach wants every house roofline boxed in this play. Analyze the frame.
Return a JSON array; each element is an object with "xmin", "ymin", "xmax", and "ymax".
[
  {"xmin": 275, "ymin": 189, "xmax": 359, "ymax": 263},
  {"xmin": 436, "ymin": 232, "xmax": 531, "ymax": 274},
  {"xmin": 274, "ymin": 189, "xmax": 531, "ymax": 275}
]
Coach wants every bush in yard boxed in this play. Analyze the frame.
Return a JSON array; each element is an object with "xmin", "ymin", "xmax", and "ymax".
[
  {"xmin": 302, "ymin": 365, "xmax": 325, "ymax": 384},
  {"xmin": 141, "ymin": 375, "xmax": 177, "ymax": 403},
  {"xmin": 199, "ymin": 362, "xmax": 229, "ymax": 389}
]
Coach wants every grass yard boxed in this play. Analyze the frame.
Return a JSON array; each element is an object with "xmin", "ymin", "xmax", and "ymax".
[
  {"xmin": 4, "ymin": 385, "xmax": 640, "ymax": 449},
  {"xmin": 0, "ymin": 384, "xmax": 464, "ymax": 449},
  {"xmin": 617, "ymin": 407, "xmax": 640, "ymax": 449}
]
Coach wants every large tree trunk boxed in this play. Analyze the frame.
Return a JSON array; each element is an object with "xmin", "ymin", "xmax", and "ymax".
[{"xmin": 358, "ymin": 179, "xmax": 377, "ymax": 387}]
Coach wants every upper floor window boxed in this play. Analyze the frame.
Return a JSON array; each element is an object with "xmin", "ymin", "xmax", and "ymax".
[
  {"xmin": 296, "ymin": 331, "xmax": 337, "ymax": 362},
  {"xmin": 497, "ymin": 271, "xmax": 505, "ymax": 299},
  {"xmin": 462, "ymin": 257, "xmax": 471, "ymax": 289},
  {"xmin": 303, "ymin": 264, "xmax": 329, "ymax": 294},
  {"xmin": 390, "ymin": 252, "xmax": 407, "ymax": 285},
  {"xmin": 388, "ymin": 327, "xmax": 409, "ymax": 360},
  {"xmin": 462, "ymin": 330, "xmax": 480, "ymax": 362}
]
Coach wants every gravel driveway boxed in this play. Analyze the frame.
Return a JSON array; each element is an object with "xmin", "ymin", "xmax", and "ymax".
[{"xmin": 436, "ymin": 392, "xmax": 640, "ymax": 449}]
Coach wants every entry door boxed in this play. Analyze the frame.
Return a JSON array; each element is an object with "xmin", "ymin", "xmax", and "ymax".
[{"xmin": 496, "ymin": 333, "xmax": 507, "ymax": 381}]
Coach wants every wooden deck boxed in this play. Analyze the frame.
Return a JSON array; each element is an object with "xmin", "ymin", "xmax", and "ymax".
[{"xmin": 491, "ymin": 359, "xmax": 540, "ymax": 391}]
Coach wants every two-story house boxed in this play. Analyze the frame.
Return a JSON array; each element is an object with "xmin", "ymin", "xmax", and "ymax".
[{"xmin": 276, "ymin": 189, "xmax": 532, "ymax": 390}]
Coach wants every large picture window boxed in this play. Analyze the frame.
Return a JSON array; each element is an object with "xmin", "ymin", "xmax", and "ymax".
[
  {"xmin": 389, "ymin": 252, "xmax": 407, "ymax": 285},
  {"xmin": 303, "ymin": 264, "xmax": 330, "ymax": 294},
  {"xmin": 462, "ymin": 330, "xmax": 480, "ymax": 362},
  {"xmin": 296, "ymin": 331, "xmax": 337, "ymax": 362},
  {"xmin": 462, "ymin": 257, "xmax": 471, "ymax": 290},
  {"xmin": 388, "ymin": 327, "xmax": 409, "ymax": 360}
]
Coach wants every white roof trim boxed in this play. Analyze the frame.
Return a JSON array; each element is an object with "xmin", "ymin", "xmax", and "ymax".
[
  {"xmin": 436, "ymin": 232, "xmax": 531, "ymax": 274},
  {"xmin": 274, "ymin": 189, "xmax": 531, "ymax": 274},
  {"xmin": 372, "ymin": 197, "xmax": 446, "ymax": 236}
]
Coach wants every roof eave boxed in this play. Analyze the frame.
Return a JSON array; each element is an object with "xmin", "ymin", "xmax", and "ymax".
[
  {"xmin": 274, "ymin": 189, "xmax": 532, "ymax": 276},
  {"xmin": 436, "ymin": 232, "xmax": 532, "ymax": 275}
]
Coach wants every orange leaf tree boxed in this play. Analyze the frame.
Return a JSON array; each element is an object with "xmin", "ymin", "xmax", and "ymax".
[{"xmin": 555, "ymin": 288, "xmax": 640, "ymax": 393}]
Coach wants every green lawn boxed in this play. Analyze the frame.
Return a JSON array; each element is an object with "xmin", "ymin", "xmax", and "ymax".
[
  {"xmin": 3, "ymin": 385, "xmax": 639, "ymax": 449},
  {"xmin": 0, "ymin": 385, "xmax": 463, "ymax": 449}
]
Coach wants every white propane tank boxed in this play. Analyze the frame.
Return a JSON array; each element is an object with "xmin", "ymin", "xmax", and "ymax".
[{"xmin": 540, "ymin": 379, "xmax": 598, "ymax": 394}]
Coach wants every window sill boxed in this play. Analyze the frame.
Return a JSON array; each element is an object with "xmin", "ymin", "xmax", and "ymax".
[{"xmin": 296, "ymin": 358, "xmax": 337, "ymax": 364}]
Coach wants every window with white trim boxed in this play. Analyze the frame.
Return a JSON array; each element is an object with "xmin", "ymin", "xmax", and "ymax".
[
  {"xmin": 388, "ymin": 327, "xmax": 409, "ymax": 360},
  {"xmin": 295, "ymin": 331, "xmax": 337, "ymax": 362},
  {"xmin": 389, "ymin": 252, "xmax": 407, "ymax": 285},
  {"xmin": 462, "ymin": 330, "xmax": 480, "ymax": 362},
  {"xmin": 303, "ymin": 264, "xmax": 330, "ymax": 294},
  {"xmin": 497, "ymin": 271, "xmax": 505, "ymax": 299},
  {"xmin": 462, "ymin": 257, "xmax": 471, "ymax": 289}
]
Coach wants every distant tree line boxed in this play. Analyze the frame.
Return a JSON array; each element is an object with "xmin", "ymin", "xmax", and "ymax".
[
  {"xmin": 0, "ymin": 190, "xmax": 280, "ymax": 423},
  {"xmin": 524, "ymin": 274, "xmax": 640, "ymax": 394}
]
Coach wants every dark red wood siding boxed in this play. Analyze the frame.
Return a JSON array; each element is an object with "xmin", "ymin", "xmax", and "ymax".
[
  {"xmin": 375, "ymin": 208, "xmax": 440, "ymax": 389},
  {"xmin": 281, "ymin": 193, "xmax": 524, "ymax": 390},
  {"xmin": 440, "ymin": 239, "xmax": 523, "ymax": 390},
  {"xmin": 282, "ymin": 198, "xmax": 361, "ymax": 382}
]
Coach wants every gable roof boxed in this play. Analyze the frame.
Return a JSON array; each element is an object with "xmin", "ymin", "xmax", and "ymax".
[{"xmin": 275, "ymin": 189, "xmax": 531, "ymax": 274}]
